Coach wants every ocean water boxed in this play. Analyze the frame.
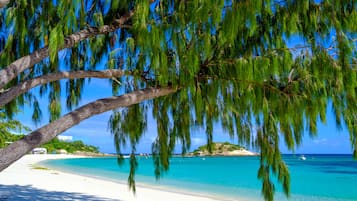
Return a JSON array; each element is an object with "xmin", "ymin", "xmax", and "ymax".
[{"xmin": 40, "ymin": 155, "xmax": 357, "ymax": 201}]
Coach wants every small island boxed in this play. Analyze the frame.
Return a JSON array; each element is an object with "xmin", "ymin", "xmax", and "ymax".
[{"xmin": 190, "ymin": 142, "xmax": 258, "ymax": 156}]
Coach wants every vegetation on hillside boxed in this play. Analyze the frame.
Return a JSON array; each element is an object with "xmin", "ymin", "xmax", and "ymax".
[
  {"xmin": 192, "ymin": 142, "xmax": 246, "ymax": 155},
  {"xmin": 41, "ymin": 137, "xmax": 99, "ymax": 154},
  {"xmin": 0, "ymin": 132, "xmax": 99, "ymax": 154}
]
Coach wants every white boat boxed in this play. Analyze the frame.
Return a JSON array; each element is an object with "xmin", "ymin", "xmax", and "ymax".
[{"xmin": 299, "ymin": 155, "xmax": 306, "ymax": 160}]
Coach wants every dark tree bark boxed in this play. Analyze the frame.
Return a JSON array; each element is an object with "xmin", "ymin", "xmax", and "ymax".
[
  {"xmin": 0, "ymin": 69, "xmax": 128, "ymax": 106},
  {"xmin": 0, "ymin": 87, "xmax": 177, "ymax": 171},
  {"xmin": 0, "ymin": 0, "xmax": 9, "ymax": 8}
]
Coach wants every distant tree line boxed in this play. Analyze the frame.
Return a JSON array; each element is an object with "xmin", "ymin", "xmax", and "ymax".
[{"xmin": 1, "ymin": 132, "xmax": 99, "ymax": 154}]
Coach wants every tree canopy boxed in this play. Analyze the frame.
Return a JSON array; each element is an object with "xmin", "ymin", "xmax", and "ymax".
[
  {"xmin": 0, "ymin": 110, "xmax": 30, "ymax": 147},
  {"xmin": 0, "ymin": 1, "xmax": 356, "ymax": 200}
]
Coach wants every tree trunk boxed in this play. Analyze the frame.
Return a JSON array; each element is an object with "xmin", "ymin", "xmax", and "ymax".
[
  {"xmin": 0, "ymin": 87, "xmax": 177, "ymax": 171},
  {"xmin": 0, "ymin": 69, "xmax": 128, "ymax": 107},
  {"xmin": 0, "ymin": 11, "xmax": 133, "ymax": 90},
  {"xmin": 0, "ymin": 0, "xmax": 9, "ymax": 8}
]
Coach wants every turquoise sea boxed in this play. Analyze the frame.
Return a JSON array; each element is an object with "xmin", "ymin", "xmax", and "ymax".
[{"xmin": 40, "ymin": 155, "xmax": 357, "ymax": 201}]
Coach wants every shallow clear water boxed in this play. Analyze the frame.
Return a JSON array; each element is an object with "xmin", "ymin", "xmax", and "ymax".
[{"xmin": 41, "ymin": 155, "xmax": 357, "ymax": 201}]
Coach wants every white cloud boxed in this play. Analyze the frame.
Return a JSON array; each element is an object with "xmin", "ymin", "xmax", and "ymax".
[{"xmin": 312, "ymin": 138, "xmax": 328, "ymax": 145}]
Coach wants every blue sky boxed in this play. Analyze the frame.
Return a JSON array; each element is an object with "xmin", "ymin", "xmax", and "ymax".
[{"xmin": 14, "ymin": 77, "xmax": 353, "ymax": 155}]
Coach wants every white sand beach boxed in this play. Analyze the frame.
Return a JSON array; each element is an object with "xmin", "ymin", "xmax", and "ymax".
[{"xmin": 0, "ymin": 154, "xmax": 226, "ymax": 201}]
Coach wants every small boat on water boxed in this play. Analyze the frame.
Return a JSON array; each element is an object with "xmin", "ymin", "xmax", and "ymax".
[{"xmin": 299, "ymin": 155, "xmax": 307, "ymax": 160}]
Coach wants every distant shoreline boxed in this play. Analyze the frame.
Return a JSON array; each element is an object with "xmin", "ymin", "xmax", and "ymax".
[{"xmin": 71, "ymin": 152, "xmax": 353, "ymax": 158}]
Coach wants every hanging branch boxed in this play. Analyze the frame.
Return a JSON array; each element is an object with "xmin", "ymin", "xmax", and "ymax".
[
  {"xmin": 0, "ymin": 11, "xmax": 134, "ymax": 90},
  {"xmin": 0, "ymin": 69, "xmax": 130, "ymax": 107}
]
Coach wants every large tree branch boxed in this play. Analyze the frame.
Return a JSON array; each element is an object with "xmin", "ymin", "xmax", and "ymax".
[
  {"xmin": 0, "ymin": 69, "xmax": 129, "ymax": 107},
  {"xmin": 0, "ymin": 11, "xmax": 134, "ymax": 90},
  {"xmin": 0, "ymin": 86, "xmax": 177, "ymax": 171},
  {"xmin": 0, "ymin": 0, "xmax": 9, "ymax": 8}
]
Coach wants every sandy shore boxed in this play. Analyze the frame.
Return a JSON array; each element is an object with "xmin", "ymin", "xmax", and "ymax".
[{"xmin": 0, "ymin": 154, "xmax": 226, "ymax": 201}]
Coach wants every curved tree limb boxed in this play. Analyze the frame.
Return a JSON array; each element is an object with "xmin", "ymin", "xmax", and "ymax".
[
  {"xmin": 0, "ymin": 0, "xmax": 9, "ymax": 8},
  {"xmin": 0, "ymin": 69, "xmax": 129, "ymax": 107},
  {"xmin": 0, "ymin": 11, "xmax": 134, "ymax": 90},
  {"xmin": 0, "ymin": 86, "xmax": 177, "ymax": 171}
]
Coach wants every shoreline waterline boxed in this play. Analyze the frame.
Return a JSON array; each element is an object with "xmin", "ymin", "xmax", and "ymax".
[
  {"xmin": 0, "ymin": 154, "xmax": 238, "ymax": 201},
  {"xmin": 38, "ymin": 156, "xmax": 241, "ymax": 201},
  {"xmin": 39, "ymin": 154, "xmax": 357, "ymax": 201}
]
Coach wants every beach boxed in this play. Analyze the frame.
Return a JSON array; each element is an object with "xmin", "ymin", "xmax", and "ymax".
[{"xmin": 0, "ymin": 154, "xmax": 225, "ymax": 201}]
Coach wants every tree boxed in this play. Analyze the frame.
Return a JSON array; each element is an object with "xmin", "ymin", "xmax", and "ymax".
[
  {"xmin": 0, "ymin": 110, "xmax": 30, "ymax": 148},
  {"xmin": 0, "ymin": 1, "xmax": 356, "ymax": 200}
]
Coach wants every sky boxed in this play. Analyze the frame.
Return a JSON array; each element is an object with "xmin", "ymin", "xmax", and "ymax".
[{"xmin": 14, "ymin": 77, "xmax": 353, "ymax": 155}]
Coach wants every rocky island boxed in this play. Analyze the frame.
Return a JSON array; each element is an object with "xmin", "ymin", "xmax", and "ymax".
[{"xmin": 190, "ymin": 142, "xmax": 258, "ymax": 156}]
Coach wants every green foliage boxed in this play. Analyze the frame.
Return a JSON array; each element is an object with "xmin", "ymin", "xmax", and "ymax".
[
  {"xmin": 41, "ymin": 138, "xmax": 99, "ymax": 154},
  {"xmin": 1, "ymin": 1, "xmax": 357, "ymax": 201},
  {"xmin": 0, "ymin": 111, "xmax": 30, "ymax": 148},
  {"xmin": 49, "ymin": 24, "xmax": 64, "ymax": 63},
  {"xmin": 108, "ymin": 104, "xmax": 146, "ymax": 192},
  {"xmin": 192, "ymin": 142, "xmax": 245, "ymax": 154},
  {"xmin": 0, "ymin": 127, "xmax": 99, "ymax": 154}
]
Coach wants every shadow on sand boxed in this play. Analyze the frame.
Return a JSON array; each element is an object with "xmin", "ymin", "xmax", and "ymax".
[{"xmin": 0, "ymin": 184, "xmax": 121, "ymax": 201}]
